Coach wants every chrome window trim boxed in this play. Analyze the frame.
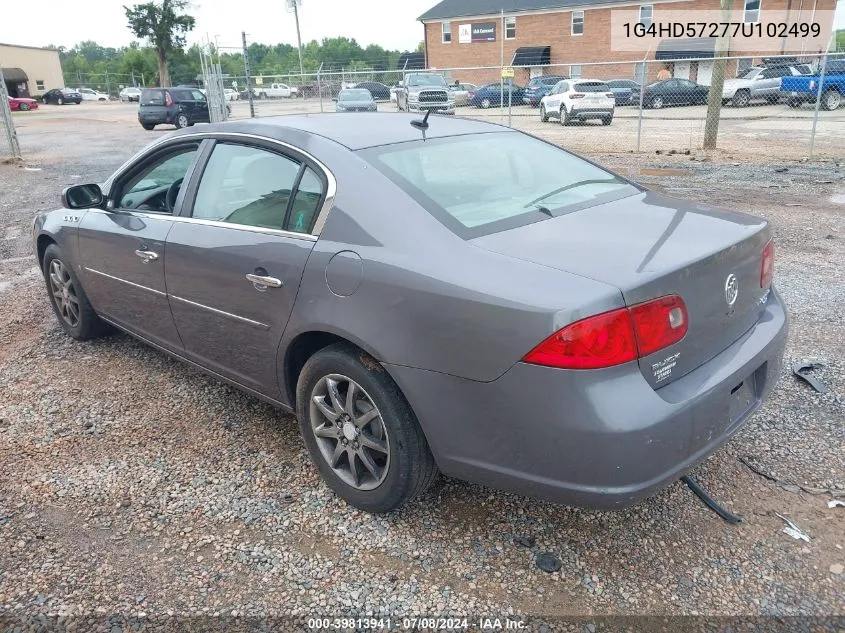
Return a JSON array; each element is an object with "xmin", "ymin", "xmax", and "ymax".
[
  {"xmin": 104, "ymin": 131, "xmax": 337, "ymax": 237},
  {"xmin": 84, "ymin": 267, "xmax": 166, "ymax": 297},
  {"xmin": 170, "ymin": 294, "xmax": 270, "ymax": 330}
]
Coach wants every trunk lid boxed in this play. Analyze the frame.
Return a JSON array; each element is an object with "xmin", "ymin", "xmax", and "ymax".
[{"xmin": 472, "ymin": 190, "xmax": 772, "ymax": 388}]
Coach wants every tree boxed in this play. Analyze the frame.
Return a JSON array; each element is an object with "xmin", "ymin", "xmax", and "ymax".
[{"xmin": 124, "ymin": 0, "xmax": 195, "ymax": 87}]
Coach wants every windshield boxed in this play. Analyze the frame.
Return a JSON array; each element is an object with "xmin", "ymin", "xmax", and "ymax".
[
  {"xmin": 361, "ymin": 132, "xmax": 637, "ymax": 238},
  {"xmin": 408, "ymin": 75, "xmax": 446, "ymax": 87},
  {"xmin": 339, "ymin": 89, "xmax": 372, "ymax": 100},
  {"xmin": 737, "ymin": 68, "xmax": 762, "ymax": 79},
  {"xmin": 574, "ymin": 82, "xmax": 609, "ymax": 92}
]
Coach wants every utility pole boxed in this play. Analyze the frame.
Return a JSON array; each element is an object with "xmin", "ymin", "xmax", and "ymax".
[
  {"xmin": 290, "ymin": 0, "xmax": 305, "ymax": 77},
  {"xmin": 242, "ymin": 31, "xmax": 256, "ymax": 118},
  {"xmin": 703, "ymin": 0, "xmax": 734, "ymax": 149}
]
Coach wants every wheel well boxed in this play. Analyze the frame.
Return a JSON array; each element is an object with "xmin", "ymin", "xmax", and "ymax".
[
  {"xmin": 284, "ymin": 331, "xmax": 368, "ymax": 406},
  {"xmin": 36, "ymin": 235, "xmax": 56, "ymax": 267}
]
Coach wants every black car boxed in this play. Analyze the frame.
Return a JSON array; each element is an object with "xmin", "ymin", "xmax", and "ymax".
[
  {"xmin": 643, "ymin": 78, "xmax": 709, "ymax": 109},
  {"xmin": 353, "ymin": 82, "xmax": 390, "ymax": 101},
  {"xmin": 138, "ymin": 87, "xmax": 210, "ymax": 130},
  {"xmin": 43, "ymin": 88, "xmax": 82, "ymax": 105},
  {"xmin": 606, "ymin": 79, "xmax": 642, "ymax": 105}
]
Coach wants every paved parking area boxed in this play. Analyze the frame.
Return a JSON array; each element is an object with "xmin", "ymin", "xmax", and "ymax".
[{"xmin": 0, "ymin": 103, "xmax": 843, "ymax": 628}]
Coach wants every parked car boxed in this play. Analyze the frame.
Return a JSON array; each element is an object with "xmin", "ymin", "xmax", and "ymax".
[
  {"xmin": 138, "ymin": 87, "xmax": 210, "ymax": 130},
  {"xmin": 396, "ymin": 73, "xmax": 455, "ymax": 114},
  {"xmin": 7, "ymin": 95, "xmax": 38, "ymax": 111},
  {"xmin": 781, "ymin": 58, "xmax": 845, "ymax": 110},
  {"xmin": 539, "ymin": 79, "xmax": 615, "ymax": 125},
  {"xmin": 353, "ymin": 82, "xmax": 391, "ymax": 101},
  {"xmin": 119, "ymin": 87, "xmax": 142, "ymax": 102},
  {"xmin": 605, "ymin": 79, "xmax": 641, "ymax": 105},
  {"xmin": 35, "ymin": 113, "xmax": 787, "ymax": 513},
  {"xmin": 78, "ymin": 88, "xmax": 110, "ymax": 102},
  {"xmin": 254, "ymin": 83, "xmax": 299, "ymax": 99},
  {"xmin": 722, "ymin": 65, "xmax": 808, "ymax": 107},
  {"xmin": 469, "ymin": 82, "xmax": 525, "ymax": 109},
  {"xmin": 223, "ymin": 88, "xmax": 240, "ymax": 101},
  {"xmin": 447, "ymin": 82, "xmax": 477, "ymax": 107},
  {"xmin": 522, "ymin": 75, "xmax": 569, "ymax": 106},
  {"xmin": 642, "ymin": 79, "xmax": 709, "ymax": 109},
  {"xmin": 334, "ymin": 88, "xmax": 377, "ymax": 112},
  {"xmin": 43, "ymin": 88, "xmax": 82, "ymax": 105}
]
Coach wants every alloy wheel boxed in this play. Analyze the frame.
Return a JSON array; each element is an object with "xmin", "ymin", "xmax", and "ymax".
[
  {"xmin": 310, "ymin": 374, "xmax": 390, "ymax": 491},
  {"xmin": 48, "ymin": 259, "xmax": 80, "ymax": 327},
  {"xmin": 825, "ymin": 91, "xmax": 841, "ymax": 111},
  {"xmin": 481, "ymin": 98, "xmax": 491, "ymax": 109},
  {"xmin": 177, "ymin": 114, "xmax": 189, "ymax": 128},
  {"xmin": 651, "ymin": 96, "xmax": 663, "ymax": 109}
]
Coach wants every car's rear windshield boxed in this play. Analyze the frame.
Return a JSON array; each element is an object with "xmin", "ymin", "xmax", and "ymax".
[
  {"xmin": 360, "ymin": 132, "xmax": 638, "ymax": 239},
  {"xmin": 140, "ymin": 89, "xmax": 165, "ymax": 105},
  {"xmin": 574, "ymin": 82, "xmax": 610, "ymax": 92},
  {"xmin": 339, "ymin": 89, "xmax": 371, "ymax": 100}
]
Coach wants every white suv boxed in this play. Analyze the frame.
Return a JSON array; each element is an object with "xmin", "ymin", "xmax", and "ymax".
[{"xmin": 540, "ymin": 79, "xmax": 615, "ymax": 125}]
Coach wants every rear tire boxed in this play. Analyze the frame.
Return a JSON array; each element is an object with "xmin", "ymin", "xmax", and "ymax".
[
  {"xmin": 539, "ymin": 104, "xmax": 548, "ymax": 122},
  {"xmin": 57, "ymin": 97, "xmax": 64, "ymax": 105},
  {"xmin": 296, "ymin": 343, "xmax": 438, "ymax": 513},
  {"xmin": 19, "ymin": 103, "xmax": 30, "ymax": 111},
  {"xmin": 175, "ymin": 113, "xmax": 189, "ymax": 129},
  {"xmin": 601, "ymin": 115, "xmax": 613, "ymax": 125},
  {"xmin": 560, "ymin": 106, "xmax": 571, "ymax": 125},
  {"xmin": 141, "ymin": 123, "xmax": 155, "ymax": 130},
  {"xmin": 42, "ymin": 244, "xmax": 108, "ymax": 341},
  {"xmin": 787, "ymin": 98, "xmax": 802, "ymax": 108},
  {"xmin": 822, "ymin": 89, "xmax": 841, "ymax": 111},
  {"xmin": 649, "ymin": 95, "xmax": 664, "ymax": 109},
  {"xmin": 480, "ymin": 98, "xmax": 492, "ymax": 109}
]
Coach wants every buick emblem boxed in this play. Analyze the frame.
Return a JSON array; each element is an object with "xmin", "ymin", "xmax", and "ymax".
[{"xmin": 724, "ymin": 273, "xmax": 739, "ymax": 307}]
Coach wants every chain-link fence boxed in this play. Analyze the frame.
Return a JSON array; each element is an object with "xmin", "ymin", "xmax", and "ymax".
[
  {"xmin": 220, "ymin": 51, "xmax": 843, "ymax": 161},
  {"xmin": 62, "ymin": 72, "xmax": 144, "ymax": 99}
]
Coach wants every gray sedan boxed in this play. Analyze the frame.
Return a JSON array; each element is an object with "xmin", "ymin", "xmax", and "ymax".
[
  {"xmin": 34, "ymin": 114, "xmax": 787, "ymax": 513},
  {"xmin": 334, "ymin": 88, "xmax": 377, "ymax": 112}
]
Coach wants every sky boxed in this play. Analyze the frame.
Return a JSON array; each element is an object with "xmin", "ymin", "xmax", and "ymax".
[
  {"xmin": 0, "ymin": 0, "xmax": 436, "ymax": 52},
  {"xmin": 0, "ymin": 0, "xmax": 843, "ymax": 53}
]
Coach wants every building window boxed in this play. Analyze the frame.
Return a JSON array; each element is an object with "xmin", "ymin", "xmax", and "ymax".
[
  {"xmin": 743, "ymin": 0, "xmax": 760, "ymax": 23},
  {"xmin": 570, "ymin": 64, "xmax": 582, "ymax": 78},
  {"xmin": 442, "ymin": 22, "xmax": 451, "ymax": 43},
  {"xmin": 505, "ymin": 16, "xmax": 516, "ymax": 39},
  {"xmin": 36, "ymin": 80, "xmax": 45, "ymax": 91},
  {"xmin": 639, "ymin": 5, "xmax": 653, "ymax": 26},
  {"xmin": 571, "ymin": 11, "xmax": 584, "ymax": 35}
]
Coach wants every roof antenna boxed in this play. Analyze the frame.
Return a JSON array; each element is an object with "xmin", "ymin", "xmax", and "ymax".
[{"xmin": 410, "ymin": 109, "xmax": 431, "ymax": 140}]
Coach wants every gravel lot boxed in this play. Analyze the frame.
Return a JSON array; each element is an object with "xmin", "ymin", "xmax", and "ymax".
[{"xmin": 0, "ymin": 104, "xmax": 843, "ymax": 630}]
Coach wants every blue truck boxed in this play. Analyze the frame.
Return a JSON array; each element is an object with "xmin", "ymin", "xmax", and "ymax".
[{"xmin": 780, "ymin": 57, "xmax": 845, "ymax": 110}]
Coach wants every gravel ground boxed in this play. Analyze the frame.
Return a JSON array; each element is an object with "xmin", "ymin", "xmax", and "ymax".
[{"xmin": 0, "ymin": 110, "xmax": 843, "ymax": 631}]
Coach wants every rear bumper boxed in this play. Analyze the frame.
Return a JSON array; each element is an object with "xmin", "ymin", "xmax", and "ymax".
[
  {"xmin": 570, "ymin": 106, "xmax": 614, "ymax": 118},
  {"xmin": 386, "ymin": 286, "xmax": 787, "ymax": 509}
]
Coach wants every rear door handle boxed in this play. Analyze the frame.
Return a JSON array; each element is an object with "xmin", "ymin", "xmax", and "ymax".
[
  {"xmin": 134, "ymin": 249, "xmax": 159, "ymax": 262},
  {"xmin": 246, "ymin": 273, "xmax": 283, "ymax": 289}
]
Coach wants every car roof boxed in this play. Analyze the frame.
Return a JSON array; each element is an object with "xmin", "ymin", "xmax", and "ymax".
[{"xmin": 177, "ymin": 113, "xmax": 510, "ymax": 151}]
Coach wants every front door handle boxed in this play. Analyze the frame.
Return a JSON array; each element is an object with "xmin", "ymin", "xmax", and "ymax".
[
  {"xmin": 246, "ymin": 273, "xmax": 283, "ymax": 289},
  {"xmin": 134, "ymin": 249, "xmax": 159, "ymax": 263}
]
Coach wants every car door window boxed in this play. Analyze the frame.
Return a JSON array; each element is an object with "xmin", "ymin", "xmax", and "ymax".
[
  {"xmin": 116, "ymin": 146, "xmax": 199, "ymax": 213},
  {"xmin": 192, "ymin": 143, "xmax": 303, "ymax": 230}
]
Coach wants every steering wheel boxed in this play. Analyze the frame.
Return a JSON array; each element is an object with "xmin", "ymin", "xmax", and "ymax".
[{"xmin": 165, "ymin": 178, "xmax": 184, "ymax": 213}]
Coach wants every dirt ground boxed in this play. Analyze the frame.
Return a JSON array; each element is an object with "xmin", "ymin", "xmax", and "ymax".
[{"xmin": 0, "ymin": 103, "xmax": 843, "ymax": 631}]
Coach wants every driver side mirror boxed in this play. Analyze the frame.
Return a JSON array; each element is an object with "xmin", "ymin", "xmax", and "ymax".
[{"xmin": 62, "ymin": 184, "xmax": 103, "ymax": 210}]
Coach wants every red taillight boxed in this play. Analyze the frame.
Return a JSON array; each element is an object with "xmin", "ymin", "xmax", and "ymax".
[
  {"xmin": 628, "ymin": 295, "xmax": 688, "ymax": 358},
  {"xmin": 760, "ymin": 239, "xmax": 774, "ymax": 288},
  {"xmin": 523, "ymin": 295, "xmax": 688, "ymax": 370},
  {"xmin": 165, "ymin": 91, "xmax": 173, "ymax": 107},
  {"xmin": 571, "ymin": 93, "xmax": 585, "ymax": 99}
]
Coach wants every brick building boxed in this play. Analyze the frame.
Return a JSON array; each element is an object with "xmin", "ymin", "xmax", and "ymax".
[{"xmin": 419, "ymin": 0, "xmax": 836, "ymax": 85}]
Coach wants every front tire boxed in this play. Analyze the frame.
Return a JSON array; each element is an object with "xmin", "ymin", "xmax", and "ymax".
[
  {"xmin": 601, "ymin": 115, "xmax": 613, "ymax": 125},
  {"xmin": 539, "ymin": 104, "xmax": 548, "ymax": 122},
  {"xmin": 650, "ymin": 95, "xmax": 664, "ymax": 109},
  {"xmin": 731, "ymin": 90, "xmax": 750, "ymax": 107},
  {"xmin": 19, "ymin": 103, "xmax": 30, "ymax": 111},
  {"xmin": 480, "ymin": 98, "xmax": 492, "ymax": 109},
  {"xmin": 560, "ymin": 106, "xmax": 571, "ymax": 125},
  {"xmin": 42, "ymin": 244, "xmax": 108, "ymax": 341},
  {"xmin": 57, "ymin": 97, "xmax": 64, "ymax": 105},
  {"xmin": 296, "ymin": 343, "xmax": 438, "ymax": 513}
]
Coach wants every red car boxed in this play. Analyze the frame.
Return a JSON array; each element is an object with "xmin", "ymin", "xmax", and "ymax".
[{"xmin": 8, "ymin": 96, "xmax": 38, "ymax": 111}]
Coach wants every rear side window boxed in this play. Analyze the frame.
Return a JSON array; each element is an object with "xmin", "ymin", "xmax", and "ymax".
[
  {"xmin": 141, "ymin": 89, "xmax": 165, "ymax": 105},
  {"xmin": 361, "ymin": 132, "xmax": 637, "ymax": 238},
  {"xmin": 574, "ymin": 82, "xmax": 610, "ymax": 92}
]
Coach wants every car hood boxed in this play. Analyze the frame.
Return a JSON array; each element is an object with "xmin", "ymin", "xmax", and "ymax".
[{"xmin": 408, "ymin": 86, "xmax": 448, "ymax": 94}]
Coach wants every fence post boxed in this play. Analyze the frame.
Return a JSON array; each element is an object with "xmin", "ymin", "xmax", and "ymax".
[
  {"xmin": 635, "ymin": 50, "xmax": 650, "ymax": 153},
  {"xmin": 0, "ymin": 69, "xmax": 22, "ymax": 160},
  {"xmin": 242, "ymin": 31, "xmax": 256, "ymax": 118},
  {"xmin": 809, "ymin": 37, "xmax": 834, "ymax": 159},
  {"xmin": 318, "ymin": 62, "xmax": 324, "ymax": 112}
]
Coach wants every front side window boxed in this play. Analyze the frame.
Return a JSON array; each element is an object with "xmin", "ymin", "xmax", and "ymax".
[
  {"xmin": 117, "ymin": 146, "xmax": 199, "ymax": 212},
  {"xmin": 744, "ymin": 0, "xmax": 760, "ymax": 23},
  {"xmin": 572, "ymin": 11, "xmax": 584, "ymax": 35},
  {"xmin": 192, "ymin": 143, "xmax": 325, "ymax": 233},
  {"xmin": 505, "ymin": 16, "xmax": 516, "ymax": 39},
  {"xmin": 361, "ymin": 132, "xmax": 637, "ymax": 238},
  {"xmin": 442, "ymin": 22, "xmax": 451, "ymax": 43},
  {"xmin": 639, "ymin": 4, "xmax": 653, "ymax": 26}
]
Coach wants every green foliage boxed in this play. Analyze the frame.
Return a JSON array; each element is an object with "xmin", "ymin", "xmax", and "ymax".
[{"xmin": 124, "ymin": 0, "xmax": 196, "ymax": 85}]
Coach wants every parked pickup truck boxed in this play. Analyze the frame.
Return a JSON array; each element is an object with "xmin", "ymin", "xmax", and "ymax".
[
  {"xmin": 396, "ymin": 73, "xmax": 455, "ymax": 115},
  {"xmin": 253, "ymin": 82, "xmax": 299, "ymax": 99},
  {"xmin": 780, "ymin": 59, "xmax": 845, "ymax": 110}
]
